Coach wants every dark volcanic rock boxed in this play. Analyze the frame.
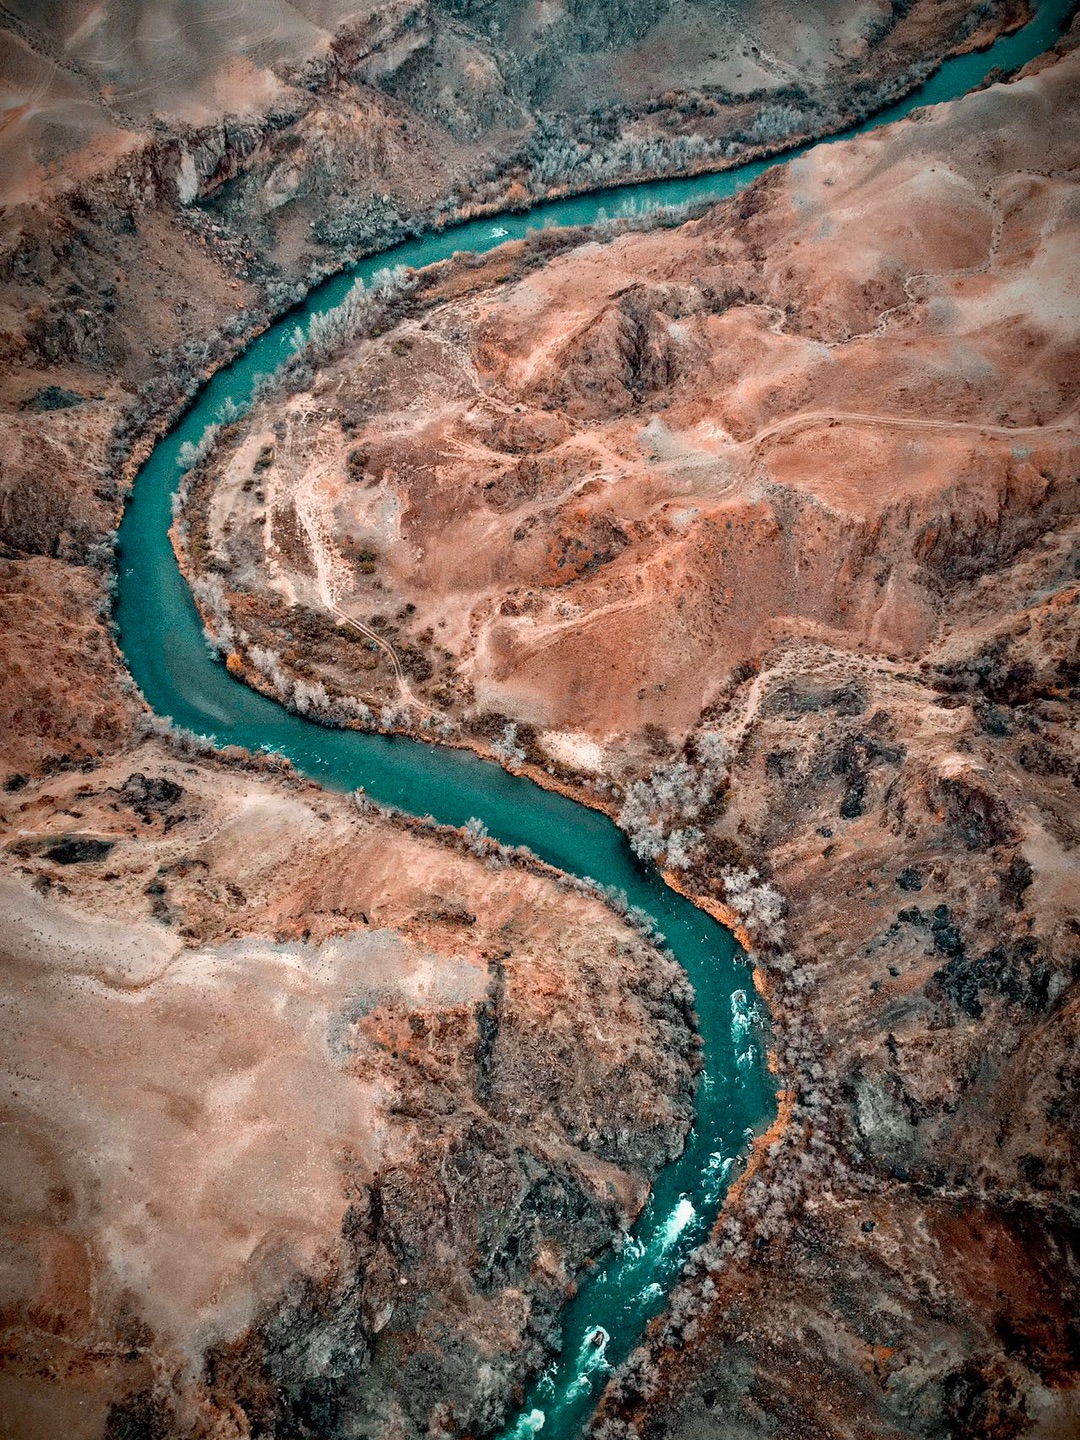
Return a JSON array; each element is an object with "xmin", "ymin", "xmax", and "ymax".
[
  {"xmin": 119, "ymin": 772, "xmax": 184, "ymax": 821},
  {"xmin": 19, "ymin": 385, "xmax": 86, "ymax": 412},
  {"xmin": 44, "ymin": 836, "xmax": 115, "ymax": 864}
]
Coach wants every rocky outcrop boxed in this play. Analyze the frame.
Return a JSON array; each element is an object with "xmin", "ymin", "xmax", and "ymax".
[{"xmin": 590, "ymin": 607, "xmax": 1079, "ymax": 1439}]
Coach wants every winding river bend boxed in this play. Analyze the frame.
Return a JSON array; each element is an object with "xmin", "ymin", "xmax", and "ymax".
[{"xmin": 114, "ymin": 4, "xmax": 1075, "ymax": 1433}]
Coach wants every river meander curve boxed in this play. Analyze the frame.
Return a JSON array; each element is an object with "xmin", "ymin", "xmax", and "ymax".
[{"xmin": 113, "ymin": 4, "xmax": 1075, "ymax": 1432}]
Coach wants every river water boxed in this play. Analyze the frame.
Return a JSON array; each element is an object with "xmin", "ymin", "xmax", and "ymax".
[{"xmin": 113, "ymin": 4, "xmax": 1074, "ymax": 1433}]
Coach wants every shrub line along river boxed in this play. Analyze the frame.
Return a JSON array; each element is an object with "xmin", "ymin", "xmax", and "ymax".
[{"xmin": 113, "ymin": 4, "xmax": 1075, "ymax": 1433}]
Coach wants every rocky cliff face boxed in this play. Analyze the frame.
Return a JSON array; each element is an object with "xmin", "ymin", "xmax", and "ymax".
[{"xmin": 592, "ymin": 619, "xmax": 1079, "ymax": 1438}]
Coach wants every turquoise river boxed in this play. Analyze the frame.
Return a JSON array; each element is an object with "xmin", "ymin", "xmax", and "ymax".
[{"xmin": 113, "ymin": 3, "xmax": 1075, "ymax": 1433}]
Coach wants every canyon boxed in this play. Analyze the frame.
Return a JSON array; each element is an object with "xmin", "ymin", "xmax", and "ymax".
[
  {"xmin": 1, "ymin": 3, "xmax": 1078, "ymax": 1439},
  {"xmin": 177, "ymin": 36, "xmax": 1080, "ymax": 1434}
]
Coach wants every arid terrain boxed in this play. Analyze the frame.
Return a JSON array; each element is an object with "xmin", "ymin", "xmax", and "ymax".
[
  {"xmin": 180, "ymin": 26, "xmax": 1080, "ymax": 1439},
  {"xmin": 189, "ymin": 56, "xmax": 1079, "ymax": 749},
  {"xmin": 0, "ymin": 743, "xmax": 697, "ymax": 1438},
  {"xmin": 2, "ymin": 2, "xmax": 1079, "ymax": 1439}
]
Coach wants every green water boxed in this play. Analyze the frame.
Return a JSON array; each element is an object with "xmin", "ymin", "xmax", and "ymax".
[{"xmin": 113, "ymin": 4, "xmax": 1074, "ymax": 1432}]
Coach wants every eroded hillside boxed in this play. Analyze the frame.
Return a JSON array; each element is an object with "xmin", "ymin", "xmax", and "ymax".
[
  {"xmin": 0, "ymin": 742, "xmax": 697, "ymax": 1437},
  {"xmin": 181, "ymin": 37, "xmax": 1080, "ymax": 1438},
  {"xmin": 189, "ymin": 42, "xmax": 1079, "ymax": 757}
]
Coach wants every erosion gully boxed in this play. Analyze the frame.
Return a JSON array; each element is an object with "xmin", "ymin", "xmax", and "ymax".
[{"xmin": 114, "ymin": 4, "xmax": 1074, "ymax": 1432}]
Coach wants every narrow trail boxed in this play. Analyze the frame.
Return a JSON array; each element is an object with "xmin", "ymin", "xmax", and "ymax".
[
  {"xmin": 280, "ymin": 398, "xmax": 433, "ymax": 714},
  {"xmin": 738, "ymin": 408, "xmax": 1078, "ymax": 451},
  {"xmin": 327, "ymin": 599, "xmax": 434, "ymax": 714}
]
